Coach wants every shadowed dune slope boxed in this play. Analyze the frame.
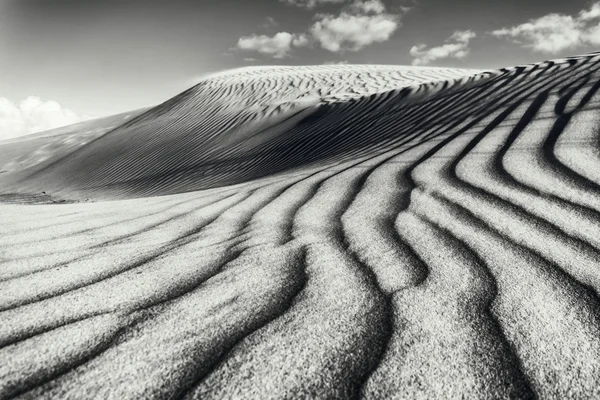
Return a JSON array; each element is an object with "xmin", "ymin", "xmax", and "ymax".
[
  {"xmin": 0, "ymin": 65, "xmax": 479, "ymax": 200},
  {"xmin": 0, "ymin": 109, "xmax": 147, "ymax": 203},
  {"xmin": 3, "ymin": 52, "xmax": 600, "ymax": 399}
]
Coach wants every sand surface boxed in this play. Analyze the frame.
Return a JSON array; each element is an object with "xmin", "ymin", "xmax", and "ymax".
[{"xmin": 2, "ymin": 54, "xmax": 600, "ymax": 399}]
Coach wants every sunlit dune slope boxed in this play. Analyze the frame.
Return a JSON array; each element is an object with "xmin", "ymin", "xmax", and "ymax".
[
  {"xmin": 0, "ymin": 65, "xmax": 478, "ymax": 200},
  {"xmin": 3, "ymin": 53, "xmax": 600, "ymax": 399}
]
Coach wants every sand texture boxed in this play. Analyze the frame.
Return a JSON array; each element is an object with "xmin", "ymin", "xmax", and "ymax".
[{"xmin": 2, "ymin": 54, "xmax": 600, "ymax": 399}]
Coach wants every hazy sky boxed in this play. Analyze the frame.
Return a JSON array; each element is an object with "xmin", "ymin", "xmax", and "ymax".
[{"xmin": 0, "ymin": 0, "xmax": 599, "ymax": 139}]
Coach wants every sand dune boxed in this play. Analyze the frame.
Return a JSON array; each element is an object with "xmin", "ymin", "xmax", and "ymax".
[
  {"xmin": 0, "ymin": 65, "xmax": 477, "ymax": 201},
  {"xmin": 2, "ymin": 53, "xmax": 600, "ymax": 399},
  {"xmin": 0, "ymin": 110, "xmax": 146, "ymax": 204}
]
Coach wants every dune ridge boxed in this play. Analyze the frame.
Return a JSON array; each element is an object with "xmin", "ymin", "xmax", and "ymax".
[
  {"xmin": 2, "ymin": 52, "xmax": 600, "ymax": 399},
  {"xmin": 0, "ymin": 65, "xmax": 479, "ymax": 201}
]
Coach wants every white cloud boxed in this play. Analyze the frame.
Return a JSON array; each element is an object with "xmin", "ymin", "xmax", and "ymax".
[
  {"xmin": 583, "ymin": 23, "xmax": 600, "ymax": 44},
  {"xmin": 311, "ymin": 13, "xmax": 398, "ymax": 52},
  {"xmin": 579, "ymin": 3, "xmax": 600, "ymax": 21},
  {"xmin": 410, "ymin": 30, "xmax": 476, "ymax": 65},
  {"xmin": 279, "ymin": 0, "xmax": 347, "ymax": 9},
  {"xmin": 348, "ymin": 0, "xmax": 386, "ymax": 14},
  {"xmin": 491, "ymin": 2, "xmax": 600, "ymax": 53},
  {"xmin": 236, "ymin": 32, "xmax": 308, "ymax": 58},
  {"xmin": 310, "ymin": 0, "xmax": 400, "ymax": 52},
  {"xmin": 293, "ymin": 33, "xmax": 310, "ymax": 47},
  {"xmin": 0, "ymin": 96, "xmax": 86, "ymax": 141},
  {"xmin": 449, "ymin": 30, "xmax": 476, "ymax": 43},
  {"xmin": 238, "ymin": 0, "xmax": 402, "ymax": 57},
  {"xmin": 262, "ymin": 16, "xmax": 280, "ymax": 29}
]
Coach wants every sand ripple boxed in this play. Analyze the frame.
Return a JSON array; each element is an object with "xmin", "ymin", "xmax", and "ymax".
[{"xmin": 2, "ymin": 54, "xmax": 600, "ymax": 399}]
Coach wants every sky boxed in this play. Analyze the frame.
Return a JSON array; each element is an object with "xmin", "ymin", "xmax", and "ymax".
[{"xmin": 1, "ymin": 0, "xmax": 599, "ymax": 140}]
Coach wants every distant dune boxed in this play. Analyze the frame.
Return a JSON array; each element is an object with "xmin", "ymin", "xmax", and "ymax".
[
  {"xmin": 0, "ymin": 109, "xmax": 146, "ymax": 203},
  {"xmin": 2, "ymin": 53, "xmax": 600, "ymax": 399}
]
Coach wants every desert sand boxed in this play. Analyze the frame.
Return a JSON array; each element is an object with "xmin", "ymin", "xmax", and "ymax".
[{"xmin": 1, "ymin": 53, "xmax": 600, "ymax": 399}]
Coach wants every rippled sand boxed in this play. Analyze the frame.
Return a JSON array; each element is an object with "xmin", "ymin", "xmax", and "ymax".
[{"xmin": 2, "ymin": 54, "xmax": 600, "ymax": 399}]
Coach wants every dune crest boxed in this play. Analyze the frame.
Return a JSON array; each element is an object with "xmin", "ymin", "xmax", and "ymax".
[{"xmin": 2, "ymin": 53, "xmax": 600, "ymax": 399}]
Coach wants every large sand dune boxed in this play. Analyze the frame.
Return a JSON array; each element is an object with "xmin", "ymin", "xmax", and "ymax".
[{"xmin": 2, "ymin": 53, "xmax": 600, "ymax": 399}]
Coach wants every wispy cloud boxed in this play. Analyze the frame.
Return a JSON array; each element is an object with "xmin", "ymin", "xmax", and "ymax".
[
  {"xmin": 323, "ymin": 60, "xmax": 349, "ymax": 64},
  {"xmin": 0, "ymin": 97, "xmax": 87, "ymax": 141},
  {"xmin": 310, "ymin": 0, "xmax": 402, "ymax": 52},
  {"xmin": 491, "ymin": 2, "xmax": 600, "ymax": 53},
  {"xmin": 262, "ymin": 16, "xmax": 280, "ymax": 29},
  {"xmin": 410, "ymin": 30, "xmax": 476, "ymax": 66},
  {"xmin": 279, "ymin": 0, "xmax": 347, "ymax": 9},
  {"xmin": 236, "ymin": 32, "xmax": 309, "ymax": 59}
]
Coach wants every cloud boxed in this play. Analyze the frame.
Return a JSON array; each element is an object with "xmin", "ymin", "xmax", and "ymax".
[
  {"xmin": 292, "ymin": 33, "xmax": 310, "ymax": 47},
  {"xmin": 348, "ymin": 0, "xmax": 386, "ymax": 14},
  {"xmin": 323, "ymin": 60, "xmax": 349, "ymax": 64},
  {"xmin": 449, "ymin": 30, "xmax": 477, "ymax": 43},
  {"xmin": 279, "ymin": 0, "xmax": 347, "ymax": 9},
  {"xmin": 410, "ymin": 30, "xmax": 476, "ymax": 65},
  {"xmin": 310, "ymin": 0, "xmax": 401, "ymax": 52},
  {"xmin": 0, "ymin": 97, "xmax": 86, "ymax": 141},
  {"xmin": 491, "ymin": 2, "xmax": 600, "ymax": 53},
  {"xmin": 236, "ymin": 32, "xmax": 308, "ymax": 58},
  {"xmin": 580, "ymin": 2, "xmax": 600, "ymax": 21},
  {"xmin": 262, "ymin": 16, "xmax": 280, "ymax": 29},
  {"xmin": 238, "ymin": 0, "xmax": 402, "ymax": 57}
]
